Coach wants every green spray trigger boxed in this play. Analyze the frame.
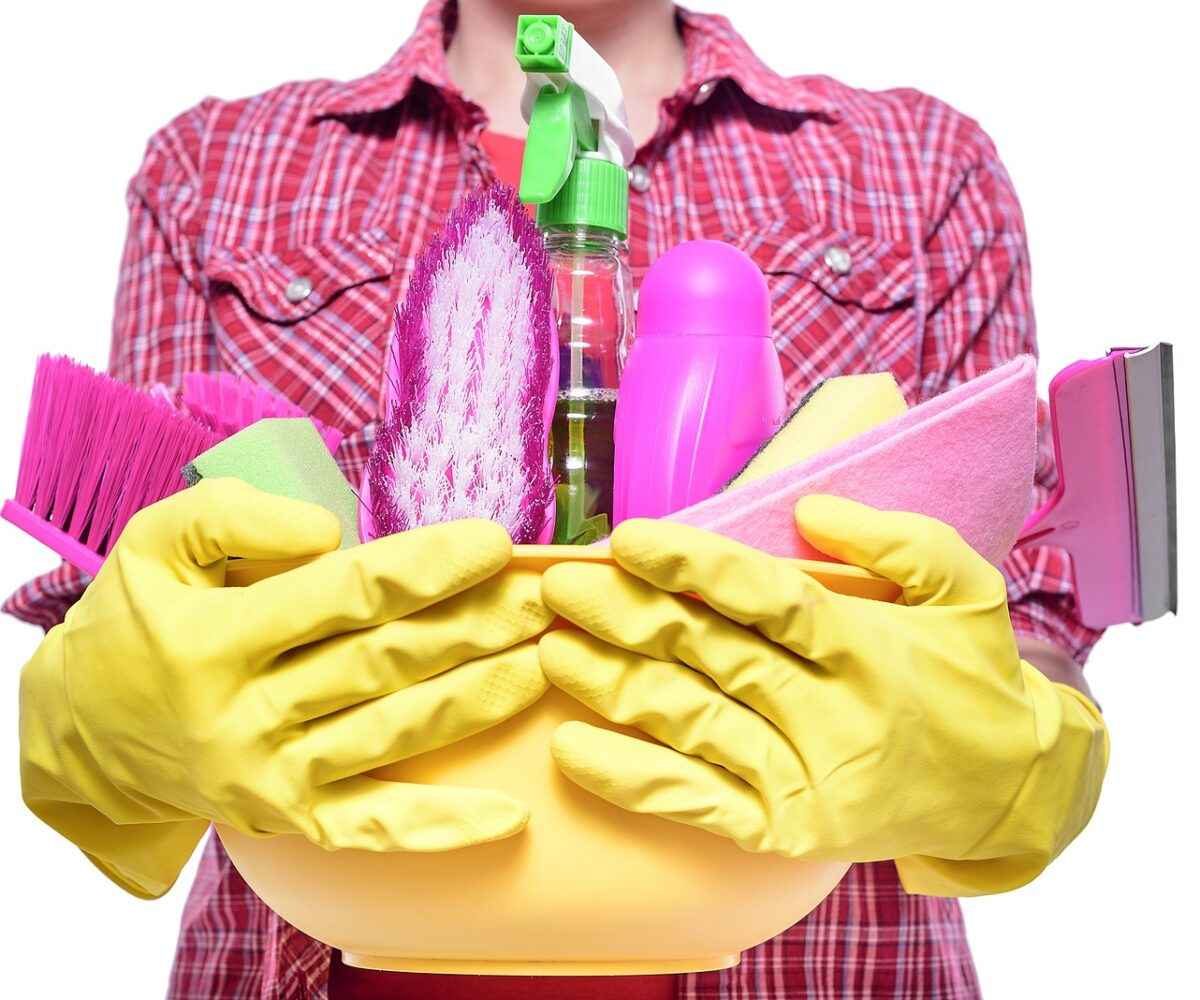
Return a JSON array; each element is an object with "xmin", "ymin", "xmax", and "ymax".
[
  {"xmin": 519, "ymin": 84, "xmax": 597, "ymax": 206},
  {"xmin": 515, "ymin": 12, "xmax": 634, "ymax": 234}
]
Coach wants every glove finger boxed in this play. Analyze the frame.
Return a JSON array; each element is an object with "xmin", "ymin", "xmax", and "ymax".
[
  {"xmin": 551, "ymin": 720, "xmax": 770, "ymax": 853},
  {"xmin": 607, "ymin": 518, "xmax": 845, "ymax": 657},
  {"xmin": 540, "ymin": 630, "xmax": 806, "ymax": 796},
  {"xmin": 238, "ymin": 519, "xmax": 513, "ymax": 656},
  {"xmin": 269, "ymin": 568, "xmax": 553, "ymax": 722},
  {"xmin": 121, "ymin": 478, "xmax": 341, "ymax": 578},
  {"xmin": 793, "ymin": 495, "xmax": 1005, "ymax": 607},
  {"xmin": 306, "ymin": 777, "xmax": 530, "ymax": 851},
  {"xmin": 542, "ymin": 562, "xmax": 824, "ymax": 732},
  {"xmin": 296, "ymin": 642, "xmax": 546, "ymax": 785}
]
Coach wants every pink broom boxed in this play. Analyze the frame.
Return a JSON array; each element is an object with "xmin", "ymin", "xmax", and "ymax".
[
  {"xmin": 361, "ymin": 185, "xmax": 557, "ymax": 544},
  {"xmin": 2, "ymin": 356, "xmax": 221, "ymax": 576},
  {"xmin": 3, "ymin": 358, "xmax": 343, "ymax": 578}
]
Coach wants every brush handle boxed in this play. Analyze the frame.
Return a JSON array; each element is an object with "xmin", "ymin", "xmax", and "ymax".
[{"xmin": 2, "ymin": 500, "xmax": 103, "ymax": 577}]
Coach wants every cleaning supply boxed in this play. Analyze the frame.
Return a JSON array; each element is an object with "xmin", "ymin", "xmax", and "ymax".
[
  {"xmin": 187, "ymin": 417, "xmax": 361, "ymax": 548},
  {"xmin": 670, "ymin": 355, "xmax": 1038, "ymax": 567},
  {"xmin": 726, "ymin": 372, "xmax": 908, "ymax": 489},
  {"xmin": 540, "ymin": 496, "xmax": 1110, "ymax": 896},
  {"xmin": 180, "ymin": 370, "xmax": 344, "ymax": 454},
  {"xmin": 515, "ymin": 13, "xmax": 635, "ymax": 544},
  {"xmin": 361, "ymin": 185, "xmax": 556, "ymax": 546},
  {"xmin": 19, "ymin": 477, "xmax": 554, "ymax": 899},
  {"xmin": 1015, "ymin": 343, "xmax": 1176, "ymax": 627},
  {"xmin": 1, "ymin": 354, "xmax": 219, "ymax": 577},
  {"xmin": 612, "ymin": 240, "xmax": 786, "ymax": 521}
]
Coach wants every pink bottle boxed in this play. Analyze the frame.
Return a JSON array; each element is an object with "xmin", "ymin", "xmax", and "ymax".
[{"xmin": 612, "ymin": 240, "xmax": 786, "ymax": 522}]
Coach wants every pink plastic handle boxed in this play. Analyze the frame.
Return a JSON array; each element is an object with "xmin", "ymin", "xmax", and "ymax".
[
  {"xmin": 2, "ymin": 500, "xmax": 102, "ymax": 577},
  {"xmin": 1016, "ymin": 350, "xmax": 1138, "ymax": 627}
]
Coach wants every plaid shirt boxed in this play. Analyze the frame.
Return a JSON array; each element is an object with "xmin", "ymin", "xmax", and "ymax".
[{"xmin": 6, "ymin": 1, "xmax": 1103, "ymax": 996}]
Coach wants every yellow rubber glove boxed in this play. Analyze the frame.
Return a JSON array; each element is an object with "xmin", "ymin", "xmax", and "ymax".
[
  {"xmin": 540, "ymin": 496, "xmax": 1109, "ymax": 896},
  {"xmin": 20, "ymin": 479, "xmax": 553, "ymax": 899}
]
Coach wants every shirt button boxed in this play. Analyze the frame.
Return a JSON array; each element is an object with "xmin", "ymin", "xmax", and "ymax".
[
  {"xmin": 629, "ymin": 164, "xmax": 651, "ymax": 193},
  {"xmin": 285, "ymin": 276, "xmax": 314, "ymax": 303},
  {"xmin": 823, "ymin": 246, "xmax": 852, "ymax": 275},
  {"xmin": 693, "ymin": 80, "xmax": 718, "ymax": 105}
]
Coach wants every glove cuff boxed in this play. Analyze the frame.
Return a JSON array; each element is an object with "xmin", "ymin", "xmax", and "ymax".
[
  {"xmin": 896, "ymin": 665, "xmax": 1108, "ymax": 897},
  {"xmin": 20, "ymin": 628, "xmax": 206, "ymax": 897}
]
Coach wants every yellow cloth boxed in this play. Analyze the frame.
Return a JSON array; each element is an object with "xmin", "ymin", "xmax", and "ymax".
[
  {"xmin": 540, "ymin": 495, "xmax": 1109, "ymax": 896},
  {"xmin": 20, "ymin": 479, "xmax": 553, "ymax": 898}
]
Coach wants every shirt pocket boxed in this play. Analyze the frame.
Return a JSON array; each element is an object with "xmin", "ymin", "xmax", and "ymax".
[
  {"xmin": 729, "ymin": 219, "xmax": 917, "ymax": 399},
  {"xmin": 202, "ymin": 228, "xmax": 399, "ymax": 433}
]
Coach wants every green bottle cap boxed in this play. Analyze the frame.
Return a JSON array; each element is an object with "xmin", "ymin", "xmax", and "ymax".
[{"xmin": 535, "ymin": 154, "xmax": 628, "ymax": 238}]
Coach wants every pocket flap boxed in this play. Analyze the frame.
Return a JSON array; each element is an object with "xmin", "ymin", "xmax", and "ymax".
[
  {"xmin": 731, "ymin": 220, "xmax": 914, "ymax": 311},
  {"xmin": 203, "ymin": 228, "xmax": 396, "ymax": 323}
]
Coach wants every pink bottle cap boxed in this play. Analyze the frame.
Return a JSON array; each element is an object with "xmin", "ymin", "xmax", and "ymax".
[{"xmin": 636, "ymin": 240, "xmax": 770, "ymax": 339}]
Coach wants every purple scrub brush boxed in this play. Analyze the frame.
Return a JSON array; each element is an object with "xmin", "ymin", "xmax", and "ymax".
[{"xmin": 362, "ymin": 185, "xmax": 557, "ymax": 544}]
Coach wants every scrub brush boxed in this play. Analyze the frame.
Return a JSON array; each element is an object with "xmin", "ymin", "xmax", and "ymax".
[
  {"xmin": 361, "ymin": 185, "xmax": 557, "ymax": 544},
  {"xmin": 2, "ymin": 355, "xmax": 220, "ymax": 576}
]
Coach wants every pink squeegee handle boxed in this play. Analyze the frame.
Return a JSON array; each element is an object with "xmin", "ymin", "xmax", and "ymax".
[
  {"xmin": 2, "ymin": 500, "xmax": 103, "ymax": 577},
  {"xmin": 1016, "ymin": 350, "xmax": 1138, "ymax": 627}
]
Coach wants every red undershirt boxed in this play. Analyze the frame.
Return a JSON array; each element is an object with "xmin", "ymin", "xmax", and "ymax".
[
  {"xmin": 478, "ymin": 129, "xmax": 530, "ymax": 192},
  {"xmin": 326, "ymin": 130, "xmax": 674, "ymax": 1000}
]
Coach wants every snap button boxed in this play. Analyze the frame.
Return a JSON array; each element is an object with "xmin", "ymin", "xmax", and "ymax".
[
  {"xmin": 823, "ymin": 246, "xmax": 852, "ymax": 276},
  {"xmin": 285, "ymin": 276, "xmax": 314, "ymax": 303},
  {"xmin": 693, "ymin": 79, "xmax": 718, "ymax": 105},
  {"xmin": 629, "ymin": 164, "xmax": 651, "ymax": 193}
]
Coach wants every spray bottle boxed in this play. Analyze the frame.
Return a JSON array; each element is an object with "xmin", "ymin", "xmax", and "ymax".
[{"xmin": 515, "ymin": 14, "xmax": 635, "ymax": 544}]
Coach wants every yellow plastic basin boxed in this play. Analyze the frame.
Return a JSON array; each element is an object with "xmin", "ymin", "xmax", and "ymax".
[{"xmin": 217, "ymin": 546, "xmax": 890, "ymax": 975}]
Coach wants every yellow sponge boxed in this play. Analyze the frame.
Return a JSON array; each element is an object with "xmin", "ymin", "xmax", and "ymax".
[{"xmin": 725, "ymin": 373, "xmax": 908, "ymax": 490}]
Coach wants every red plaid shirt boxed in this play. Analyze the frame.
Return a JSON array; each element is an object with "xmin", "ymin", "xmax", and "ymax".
[{"xmin": 6, "ymin": 1, "xmax": 1103, "ymax": 996}]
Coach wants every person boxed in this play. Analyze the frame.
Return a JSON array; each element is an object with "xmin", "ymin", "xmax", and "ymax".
[{"xmin": 10, "ymin": 1, "xmax": 1109, "ymax": 997}]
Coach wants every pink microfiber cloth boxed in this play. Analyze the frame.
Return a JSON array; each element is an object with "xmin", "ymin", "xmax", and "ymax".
[{"xmin": 669, "ymin": 356, "xmax": 1037, "ymax": 567}]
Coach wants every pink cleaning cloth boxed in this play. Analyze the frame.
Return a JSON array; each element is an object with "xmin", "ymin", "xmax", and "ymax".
[{"xmin": 669, "ymin": 356, "xmax": 1037, "ymax": 567}]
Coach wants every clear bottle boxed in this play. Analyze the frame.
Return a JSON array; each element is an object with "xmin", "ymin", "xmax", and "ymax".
[
  {"xmin": 545, "ymin": 226, "xmax": 634, "ymax": 544},
  {"xmin": 513, "ymin": 14, "xmax": 637, "ymax": 542}
]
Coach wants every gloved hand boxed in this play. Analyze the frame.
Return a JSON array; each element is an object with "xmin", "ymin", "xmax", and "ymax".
[
  {"xmin": 20, "ymin": 479, "xmax": 553, "ymax": 899},
  {"xmin": 539, "ymin": 496, "xmax": 1109, "ymax": 896}
]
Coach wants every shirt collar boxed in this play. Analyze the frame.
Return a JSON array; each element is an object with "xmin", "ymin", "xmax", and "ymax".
[
  {"xmin": 314, "ymin": 0, "xmax": 457, "ymax": 118},
  {"xmin": 673, "ymin": 7, "xmax": 842, "ymax": 121},
  {"xmin": 314, "ymin": 0, "xmax": 842, "ymax": 122}
]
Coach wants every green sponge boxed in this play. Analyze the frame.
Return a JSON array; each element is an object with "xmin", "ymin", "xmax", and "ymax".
[{"xmin": 183, "ymin": 418, "xmax": 360, "ymax": 547}]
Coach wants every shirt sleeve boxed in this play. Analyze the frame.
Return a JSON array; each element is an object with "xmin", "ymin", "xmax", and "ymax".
[
  {"xmin": 3, "ymin": 106, "xmax": 215, "ymax": 631},
  {"xmin": 914, "ymin": 99, "xmax": 1104, "ymax": 665}
]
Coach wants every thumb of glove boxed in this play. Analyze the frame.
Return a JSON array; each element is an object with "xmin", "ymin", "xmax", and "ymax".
[
  {"xmin": 793, "ymin": 495, "xmax": 1003, "ymax": 607},
  {"xmin": 113, "ymin": 477, "xmax": 342, "ymax": 584}
]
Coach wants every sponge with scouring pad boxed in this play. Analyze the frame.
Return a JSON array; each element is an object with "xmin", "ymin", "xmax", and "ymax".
[
  {"xmin": 183, "ymin": 418, "xmax": 359, "ymax": 547},
  {"xmin": 726, "ymin": 373, "xmax": 908, "ymax": 490}
]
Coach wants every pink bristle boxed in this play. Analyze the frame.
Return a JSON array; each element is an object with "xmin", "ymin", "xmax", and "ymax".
[
  {"xmin": 8, "ymin": 356, "xmax": 221, "ymax": 569},
  {"xmin": 181, "ymin": 371, "xmax": 344, "ymax": 454},
  {"xmin": 365, "ymin": 184, "xmax": 555, "ymax": 543}
]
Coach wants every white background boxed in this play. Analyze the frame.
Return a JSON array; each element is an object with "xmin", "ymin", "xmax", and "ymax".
[{"xmin": 0, "ymin": 2, "xmax": 1195, "ymax": 996}]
